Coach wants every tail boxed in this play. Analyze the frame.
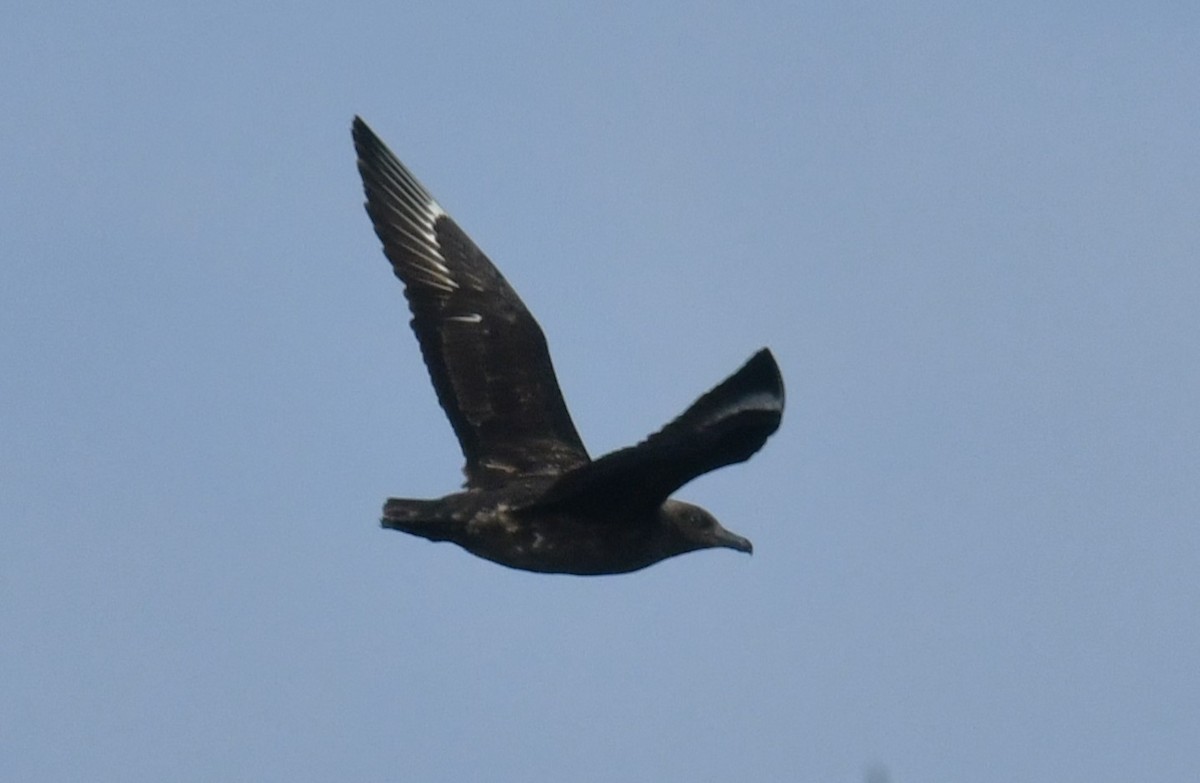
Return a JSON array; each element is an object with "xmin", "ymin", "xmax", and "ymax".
[{"xmin": 381, "ymin": 498, "xmax": 452, "ymax": 541}]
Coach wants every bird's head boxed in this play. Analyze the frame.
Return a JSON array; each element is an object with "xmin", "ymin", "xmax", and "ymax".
[{"xmin": 658, "ymin": 498, "xmax": 753, "ymax": 557}]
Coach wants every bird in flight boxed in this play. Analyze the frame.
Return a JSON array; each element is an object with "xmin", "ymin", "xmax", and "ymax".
[{"xmin": 352, "ymin": 116, "xmax": 784, "ymax": 575}]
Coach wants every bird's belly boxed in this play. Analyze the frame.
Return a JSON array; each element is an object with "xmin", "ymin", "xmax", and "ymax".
[{"xmin": 458, "ymin": 514, "xmax": 655, "ymax": 576}]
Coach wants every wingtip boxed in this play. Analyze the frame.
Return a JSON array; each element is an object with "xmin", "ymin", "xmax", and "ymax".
[
  {"xmin": 352, "ymin": 117, "xmax": 399, "ymax": 169},
  {"xmin": 750, "ymin": 346, "xmax": 777, "ymax": 368},
  {"xmin": 744, "ymin": 347, "xmax": 784, "ymax": 404},
  {"xmin": 351, "ymin": 115, "xmax": 379, "ymax": 153}
]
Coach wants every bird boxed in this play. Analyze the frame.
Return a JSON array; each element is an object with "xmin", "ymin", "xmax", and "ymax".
[{"xmin": 352, "ymin": 116, "xmax": 784, "ymax": 575}]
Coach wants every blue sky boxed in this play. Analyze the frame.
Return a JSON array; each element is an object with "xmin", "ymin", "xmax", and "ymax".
[{"xmin": 3, "ymin": 3, "xmax": 1198, "ymax": 781}]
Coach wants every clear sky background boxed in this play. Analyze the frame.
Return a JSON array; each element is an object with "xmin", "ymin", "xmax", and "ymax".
[{"xmin": 3, "ymin": 3, "xmax": 1198, "ymax": 781}]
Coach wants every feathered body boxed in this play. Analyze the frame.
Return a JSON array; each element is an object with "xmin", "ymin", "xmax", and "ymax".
[{"xmin": 352, "ymin": 116, "xmax": 783, "ymax": 574}]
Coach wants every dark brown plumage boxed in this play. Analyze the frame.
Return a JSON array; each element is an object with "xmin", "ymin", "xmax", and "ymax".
[{"xmin": 353, "ymin": 116, "xmax": 784, "ymax": 575}]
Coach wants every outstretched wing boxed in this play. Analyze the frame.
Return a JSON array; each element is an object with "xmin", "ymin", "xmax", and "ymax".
[
  {"xmin": 352, "ymin": 117, "xmax": 589, "ymax": 489},
  {"xmin": 539, "ymin": 349, "xmax": 784, "ymax": 513}
]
